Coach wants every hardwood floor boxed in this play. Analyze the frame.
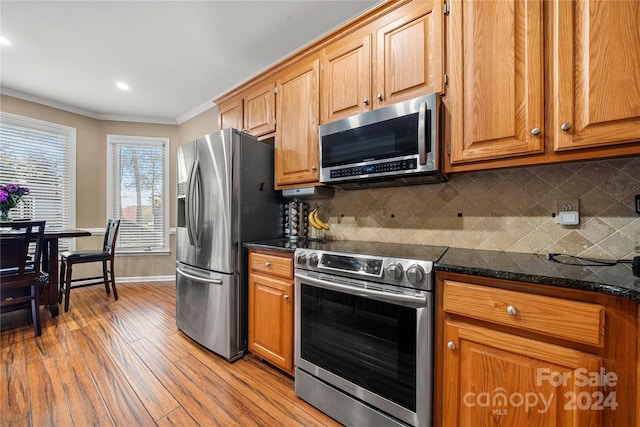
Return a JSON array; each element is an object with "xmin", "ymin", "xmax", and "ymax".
[{"xmin": 0, "ymin": 281, "xmax": 341, "ymax": 426}]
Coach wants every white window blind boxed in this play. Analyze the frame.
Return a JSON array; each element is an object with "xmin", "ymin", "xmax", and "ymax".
[
  {"xmin": 107, "ymin": 135, "xmax": 169, "ymax": 253},
  {"xmin": 0, "ymin": 113, "xmax": 75, "ymax": 248}
]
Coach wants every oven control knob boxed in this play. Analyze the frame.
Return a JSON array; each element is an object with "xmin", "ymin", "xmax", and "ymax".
[
  {"xmin": 308, "ymin": 253, "xmax": 319, "ymax": 267},
  {"xmin": 296, "ymin": 253, "xmax": 307, "ymax": 265},
  {"xmin": 386, "ymin": 263, "xmax": 404, "ymax": 281},
  {"xmin": 406, "ymin": 265, "xmax": 425, "ymax": 285}
]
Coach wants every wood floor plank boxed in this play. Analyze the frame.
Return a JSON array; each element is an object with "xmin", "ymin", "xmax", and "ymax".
[
  {"xmin": 89, "ymin": 317, "xmax": 180, "ymax": 420},
  {"xmin": 174, "ymin": 354, "xmax": 279, "ymax": 426},
  {"xmin": 27, "ymin": 358, "xmax": 74, "ymax": 426},
  {"xmin": 71, "ymin": 326, "xmax": 156, "ymax": 426},
  {"xmin": 97, "ymin": 310, "xmax": 146, "ymax": 344},
  {"xmin": 3, "ymin": 281, "xmax": 344, "ymax": 427},
  {"xmin": 156, "ymin": 407, "xmax": 200, "ymax": 427},
  {"xmin": 1, "ymin": 411, "xmax": 30, "ymax": 427},
  {"xmin": 56, "ymin": 355, "xmax": 115, "ymax": 426},
  {"xmin": 23, "ymin": 311, "xmax": 81, "ymax": 366},
  {"xmin": 0, "ymin": 327, "xmax": 29, "ymax": 423},
  {"xmin": 129, "ymin": 338, "xmax": 240, "ymax": 426},
  {"xmin": 168, "ymin": 333, "xmax": 339, "ymax": 427}
]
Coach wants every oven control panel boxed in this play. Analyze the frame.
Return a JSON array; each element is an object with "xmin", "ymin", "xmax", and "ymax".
[{"xmin": 294, "ymin": 249, "xmax": 434, "ymax": 290}]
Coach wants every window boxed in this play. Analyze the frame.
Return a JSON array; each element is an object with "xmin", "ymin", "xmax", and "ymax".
[
  {"xmin": 107, "ymin": 135, "xmax": 169, "ymax": 253},
  {"xmin": 0, "ymin": 112, "xmax": 75, "ymax": 248}
]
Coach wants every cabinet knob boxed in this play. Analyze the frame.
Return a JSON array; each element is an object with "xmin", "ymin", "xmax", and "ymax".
[
  {"xmin": 507, "ymin": 305, "xmax": 518, "ymax": 315},
  {"xmin": 283, "ymin": 295, "xmax": 289, "ymax": 300},
  {"xmin": 447, "ymin": 341, "xmax": 456, "ymax": 351},
  {"xmin": 311, "ymin": 165, "xmax": 317, "ymax": 171},
  {"xmin": 561, "ymin": 122, "xmax": 572, "ymax": 131},
  {"xmin": 264, "ymin": 262, "xmax": 271, "ymax": 267},
  {"xmin": 530, "ymin": 127, "xmax": 541, "ymax": 136},
  {"xmin": 376, "ymin": 93, "xmax": 383, "ymax": 101},
  {"xmin": 363, "ymin": 97, "xmax": 369, "ymax": 105}
]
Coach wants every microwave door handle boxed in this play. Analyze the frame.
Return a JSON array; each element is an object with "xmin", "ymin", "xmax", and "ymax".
[{"xmin": 418, "ymin": 102, "xmax": 428, "ymax": 165}]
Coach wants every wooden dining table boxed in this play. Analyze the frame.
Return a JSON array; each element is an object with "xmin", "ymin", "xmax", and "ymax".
[{"xmin": 42, "ymin": 228, "xmax": 91, "ymax": 316}]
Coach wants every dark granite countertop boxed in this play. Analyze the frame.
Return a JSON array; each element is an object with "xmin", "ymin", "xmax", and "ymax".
[
  {"xmin": 437, "ymin": 248, "xmax": 640, "ymax": 302},
  {"xmin": 244, "ymin": 239, "xmax": 640, "ymax": 302}
]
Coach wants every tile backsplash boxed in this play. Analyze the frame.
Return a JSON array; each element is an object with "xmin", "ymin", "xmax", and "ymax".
[{"xmin": 318, "ymin": 156, "xmax": 640, "ymax": 260}]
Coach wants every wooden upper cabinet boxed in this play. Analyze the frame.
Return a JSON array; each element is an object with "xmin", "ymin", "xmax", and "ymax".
[
  {"xmin": 448, "ymin": 0, "xmax": 545, "ymax": 164},
  {"xmin": 321, "ymin": 32, "xmax": 372, "ymax": 123},
  {"xmin": 275, "ymin": 56, "xmax": 320, "ymax": 188},
  {"xmin": 321, "ymin": 0, "xmax": 444, "ymax": 124},
  {"xmin": 243, "ymin": 81, "xmax": 276, "ymax": 137},
  {"xmin": 374, "ymin": 0, "xmax": 444, "ymax": 107},
  {"xmin": 218, "ymin": 97, "xmax": 243, "ymax": 131},
  {"xmin": 550, "ymin": 0, "xmax": 640, "ymax": 151}
]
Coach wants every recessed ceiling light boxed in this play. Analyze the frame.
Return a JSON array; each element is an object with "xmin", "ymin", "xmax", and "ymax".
[
  {"xmin": 116, "ymin": 81, "xmax": 130, "ymax": 91},
  {"xmin": 0, "ymin": 36, "xmax": 12, "ymax": 46}
]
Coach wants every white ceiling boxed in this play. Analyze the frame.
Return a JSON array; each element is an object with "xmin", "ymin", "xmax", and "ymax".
[{"xmin": 0, "ymin": 1, "xmax": 381, "ymax": 124}]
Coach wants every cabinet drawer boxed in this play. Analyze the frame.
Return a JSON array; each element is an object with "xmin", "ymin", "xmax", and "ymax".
[
  {"xmin": 442, "ymin": 280, "xmax": 605, "ymax": 347},
  {"xmin": 249, "ymin": 252, "xmax": 293, "ymax": 279}
]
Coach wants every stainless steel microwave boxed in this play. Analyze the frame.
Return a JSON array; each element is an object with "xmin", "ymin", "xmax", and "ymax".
[{"xmin": 319, "ymin": 93, "xmax": 446, "ymax": 189}]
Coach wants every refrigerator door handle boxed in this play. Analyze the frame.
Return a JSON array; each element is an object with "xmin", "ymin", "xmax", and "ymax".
[
  {"xmin": 176, "ymin": 267, "xmax": 224, "ymax": 285},
  {"xmin": 186, "ymin": 160, "xmax": 199, "ymax": 245}
]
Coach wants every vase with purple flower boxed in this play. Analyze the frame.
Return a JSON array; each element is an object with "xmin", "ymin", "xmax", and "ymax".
[{"xmin": 0, "ymin": 183, "xmax": 30, "ymax": 221}]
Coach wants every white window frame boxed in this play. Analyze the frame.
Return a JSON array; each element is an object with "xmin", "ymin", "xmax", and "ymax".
[
  {"xmin": 0, "ymin": 112, "xmax": 77, "ymax": 248},
  {"xmin": 106, "ymin": 134, "xmax": 170, "ymax": 254}
]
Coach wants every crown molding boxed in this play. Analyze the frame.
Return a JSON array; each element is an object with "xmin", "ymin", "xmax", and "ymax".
[{"xmin": 1, "ymin": 87, "xmax": 189, "ymax": 125}]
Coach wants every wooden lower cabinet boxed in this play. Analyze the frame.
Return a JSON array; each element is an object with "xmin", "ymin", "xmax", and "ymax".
[
  {"xmin": 443, "ymin": 320, "xmax": 603, "ymax": 426},
  {"xmin": 248, "ymin": 249, "xmax": 295, "ymax": 376},
  {"xmin": 435, "ymin": 272, "xmax": 637, "ymax": 427}
]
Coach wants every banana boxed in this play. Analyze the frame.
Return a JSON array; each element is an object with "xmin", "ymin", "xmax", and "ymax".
[
  {"xmin": 312, "ymin": 209, "xmax": 330, "ymax": 230},
  {"xmin": 308, "ymin": 208, "xmax": 322, "ymax": 230}
]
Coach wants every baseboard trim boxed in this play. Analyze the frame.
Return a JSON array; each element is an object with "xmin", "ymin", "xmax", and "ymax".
[{"xmin": 116, "ymin": 275, "xmax": 175, "ymax": 283}]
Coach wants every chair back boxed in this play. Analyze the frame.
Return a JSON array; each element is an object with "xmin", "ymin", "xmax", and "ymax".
[
  {"xmin": 0, "ymin": 220, "xmax": 46, "ymax": 279},
  {"xmin": 103, "ymin": 219, "xmax": 121, "ymax": 256}
]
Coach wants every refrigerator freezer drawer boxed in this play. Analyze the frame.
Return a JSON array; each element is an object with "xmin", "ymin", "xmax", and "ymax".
[{"xmin": 176, "ymin": 263, "xmax": 242, "ymax": 361}]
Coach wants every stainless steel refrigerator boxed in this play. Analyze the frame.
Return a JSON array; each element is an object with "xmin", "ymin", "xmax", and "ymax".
[{"xmin": 176, "ymin": 129, "xmax": 281, "ymax": 361}]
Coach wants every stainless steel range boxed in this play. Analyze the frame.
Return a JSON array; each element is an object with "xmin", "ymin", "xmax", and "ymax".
[{"xmin": 294, "ymin": 242, "xmax": 447, "ymax": 427}]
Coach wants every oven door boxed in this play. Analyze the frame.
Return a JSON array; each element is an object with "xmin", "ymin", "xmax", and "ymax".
[{"xmin": 294, "ymin": 271, "xmax": 433, "ymax": 427}]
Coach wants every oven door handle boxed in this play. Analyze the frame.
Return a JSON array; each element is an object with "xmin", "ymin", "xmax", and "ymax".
[{"xmin": 295, "ymin": 272, "xmax": 427, "ymax": 306}]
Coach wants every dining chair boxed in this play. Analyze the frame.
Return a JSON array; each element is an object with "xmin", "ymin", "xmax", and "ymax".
[
  {"xmin": 0, "ymin": 220, "xmax": 47, "ymax": 336},
  {"xmin": 59, "ymin": 219, "xmax": 120, "ymax": 312}
]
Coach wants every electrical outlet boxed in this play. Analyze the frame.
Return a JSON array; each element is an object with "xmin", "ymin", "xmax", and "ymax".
[{"xmin": 556, "ymin": 198, "xmax": 579, "ymax": 213}]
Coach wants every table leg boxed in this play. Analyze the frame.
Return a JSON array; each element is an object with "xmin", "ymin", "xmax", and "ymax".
[{"xmin": 43, "ymin": 238, "xmax": 60, "ymax": 317}]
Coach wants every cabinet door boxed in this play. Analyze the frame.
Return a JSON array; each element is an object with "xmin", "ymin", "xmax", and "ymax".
[
  {"xmin": 442, "ymin": 321, "xmax": 604, "ymax": 427},
  {"xmin": 551, "ymin": 0, "xmax": 640, "ymax": 151},
  {"xmin": 218, "ymin": 97, "xmax": 243, "ymax": 131},
  {"xmin": 244, "ymin": 82, "xmax": 276, "ymax": 137},
  {"xmin": 321, "ymin": 32, "xmax": 371, "ymax": 124},
  {"xmin": 248, "ymin": 273, "xmax": 294, "ymax": 375},
  {"xmin": 448, "ymin": 0, "xmax": 544, "ymax": 164},
  {"xmin": 275, "ymin": 56, "xmax": 320, "ymax": 188},
  {"xmin": 374, "ymin": 0, "xmax": 443, "ymax": 107}
]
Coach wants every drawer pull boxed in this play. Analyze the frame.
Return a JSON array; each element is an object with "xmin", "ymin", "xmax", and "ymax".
[
  {"xmin": 507, "ymin": 305, "xmax": 518, "ymax": 315},
  {"xmin": 264, "ymin": 262, "xmax": 271, "ymax": 267},
  {"xmin": 283, "ymin": 295, "xmax": 289, "ymax": 300},
  {"xmin": 447, "ymin": 341, "xmax": 456, "ymax": 351}
]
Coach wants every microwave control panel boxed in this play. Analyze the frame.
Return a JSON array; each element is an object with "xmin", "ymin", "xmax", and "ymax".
[{"xmin": 330, "ymin": 159, "xmax": 417, "ymax": 179}]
